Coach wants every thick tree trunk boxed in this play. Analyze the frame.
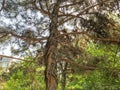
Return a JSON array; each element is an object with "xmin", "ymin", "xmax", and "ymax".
[{"xmin": 44, "ymin": 1, "xmax": 61, "ymax": 90}]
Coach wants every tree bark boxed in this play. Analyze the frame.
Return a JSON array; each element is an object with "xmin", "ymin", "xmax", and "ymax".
[
  {"xmin": 44, "ymin": 1, "xmax": 61, "ymax": 90},
  {"xmin": 61, "ymin": 62, "xmax": 68, "ymax": 90}
]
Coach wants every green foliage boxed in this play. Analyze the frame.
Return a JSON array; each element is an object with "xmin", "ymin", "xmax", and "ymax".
[
  {"xmin": 65, "ymin": 71, "xmax": 120, "ymax": 90},
  {"xmin": 83, "ymin": 71, "xmax": 120, "ymax": 90},
  {"xmin": 66, "ymin": 74, "xmax": 85, "ymax": 90},
  {"xmin": 2, "ymin": 42, "xmax": 120, "ymax": 90},
  {"xmin": 64, "ymin": 42, "xmax": 120, "ymax": 90},
  {"xmin": 86, "ymin": 42, "xmax": 120, "ymax": 68},
  {"xmin": 84, "ymin": 42, "xmax": 120, "ymax": 89},
  {"xmin": 4, "ymin": 56, "xmax": 45, "ymax": 90}
]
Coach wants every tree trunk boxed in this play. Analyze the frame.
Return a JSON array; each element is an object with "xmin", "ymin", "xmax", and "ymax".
[
  {"xmin": 61, "ymin": 63, "xmax": 68, "ymax": 90},
  {"xmin": 44, "ymin": 1, "xmax": 61, "ymax": 90}
]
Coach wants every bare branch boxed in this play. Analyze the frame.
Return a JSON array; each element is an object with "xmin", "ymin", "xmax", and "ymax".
[
  {"xmin": 45, "ymin": 0, "xmax": 51, "ymax": 17},
  {"xmin": 85, "ymin": 33, "xmax": 120, "ymax": 43},
  {"xmin": 0, "ymin": 30, "xmax": 48, "ymax": 43},
  {"xmin": 0, "ymin": 0, "xmax": 5, "ymax": 11},
  {"xmin": 0, "ymin": 54, "xmax": 24, "ymax": 61},
  {"xmin": 59, "ymin": 0, "xmax": 110, "ymax": 26},
  {"xmin": 0, "ymin": 54, "xmax": 36, "ymax": 63},
  {"xmin": 31, "ymin": 0, "xmax": 50, "ymax": 15},
  {"xmin": 60, "ymin": 58, "xmax": 96, "ymax": 70},
  {"xmin": 94, "ymin": 38, "xmax": 120, "ymax": 43},
  {"xmin": 9, "ymin": 31, "xmax": 47, "ymax": 43}
]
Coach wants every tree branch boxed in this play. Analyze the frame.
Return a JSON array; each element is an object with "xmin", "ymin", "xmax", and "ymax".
[
  {"xmin": 0, "ymin": 54, "xmax": 24, "ymax": 61},
  {"xmin": 31, "ymin": 0, "xmax": 50, "ymax": 15},
  {"xmin": 9, "ymin": 31, "xmax": 47, "ymax": 43},
  {"xmin": 0, "ymin": 30, "xmax": 47, "ymax": 43},
  {"xmin": 58, "ymin": 30, "xmax": 120, "ymax": 44},
  {"xmin": 60, "ymin": 58, "xmax": 96, "ymax": 70},
  {"xmin": 0, "ymin": 54, "xmax": 36, "ymax": 62},
  {"xmin": 59, "ymin": 0, "xmax": 110, "ymax": 26},
  {"xmin": 0, "ymin": 0, "xmax": 5, "ymax": 11}
]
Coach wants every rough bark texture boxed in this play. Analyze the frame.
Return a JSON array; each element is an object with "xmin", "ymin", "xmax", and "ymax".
[{"xmin": 44, "ymin": 1, "xmax": 61, "ymax": 90}]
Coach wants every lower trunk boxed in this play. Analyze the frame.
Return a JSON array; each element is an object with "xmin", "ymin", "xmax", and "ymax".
[
  {"xmin": 45, "ymin": 69, "xmax": 58, "ymax": 90},
  {"xmin": 45, "ymin": 57, "xmax": 58, "ymax": 90}
]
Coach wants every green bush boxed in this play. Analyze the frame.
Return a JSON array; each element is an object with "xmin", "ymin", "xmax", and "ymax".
[{"xmin": 4, "ymin": 57, "xmax": 45, "ymax": 90}]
